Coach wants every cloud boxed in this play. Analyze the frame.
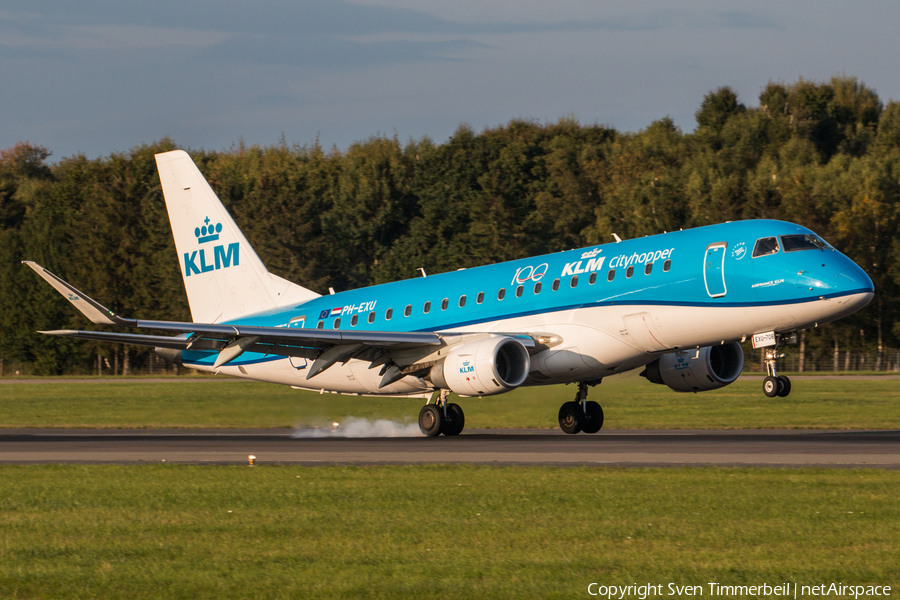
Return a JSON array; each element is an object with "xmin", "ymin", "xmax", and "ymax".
[
  {"xmin": 203, "ymin": 34, "xmax": 488, "ymax": 69},
  {"xmin": 708, "ymin": 11, "xmax": 779, "ymax": 30},
  {"xmin": 2, "ymin": 1, "xmax": 476, "ymax": 37},
  {"xmin": 2, "ymin": 0, "xmax": 866, "ymax": 162},
  {"xmin": 1, "ymin": 2, "xmax": 779, "ymax": 49},
  {"xmin": 0, "ymin": 3, "xmax": 778, "ymax": 71}
]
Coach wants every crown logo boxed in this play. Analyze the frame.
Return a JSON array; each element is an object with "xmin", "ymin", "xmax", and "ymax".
[{"xmin": 194, "ymin": 216, "xmax": 222, "ymax": 244}]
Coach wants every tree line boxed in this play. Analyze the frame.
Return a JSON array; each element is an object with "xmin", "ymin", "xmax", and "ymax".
[{"xmin": 2, "ymin": 75, "xmax": 899, "ymax": 375}]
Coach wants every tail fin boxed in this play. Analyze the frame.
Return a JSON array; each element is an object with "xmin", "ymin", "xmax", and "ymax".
[{"xmin": 155, "ymin": 150, "xmax": 319, "ymax": 323}]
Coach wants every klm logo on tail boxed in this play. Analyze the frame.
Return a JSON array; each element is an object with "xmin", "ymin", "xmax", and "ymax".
[{"xmin": 183, "ymin": 217, "xmax": 239, "ymax": 277}]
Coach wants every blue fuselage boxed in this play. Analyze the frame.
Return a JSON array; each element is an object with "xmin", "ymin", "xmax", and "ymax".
[{"xmin": 226, "ymin": 219, "xmax": 872, "ymax": 334}]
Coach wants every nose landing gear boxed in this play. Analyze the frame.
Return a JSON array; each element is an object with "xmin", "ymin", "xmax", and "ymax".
[{"xmin": 558, "ymin": 380, "xmax": 604, "ymax": 434}]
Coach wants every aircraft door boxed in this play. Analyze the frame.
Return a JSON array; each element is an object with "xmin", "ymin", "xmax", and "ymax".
[
  {"xmin": 288, "ymin": 316, "xmax": 308, "ymax": 370},
  {"xmin": 704, "ymin": 243, "xmax": 727, "ymax": 298}
]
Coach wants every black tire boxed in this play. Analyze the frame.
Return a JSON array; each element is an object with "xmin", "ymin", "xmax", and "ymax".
[
  {"xmin": 558, "ymin": 401, "xmax": 584, "ymax": 434},
  {"xmin": 418, "ymin": 404, "xmax": 444, "ymax": 437},
  {"xmin": 776, "ymin": 375, "xmax": 792, "ymax": 397},
  {"xmin": 441, "ymin": 403, "xmax": 465, "ymax": 436},
  {"xmin": 763, "ymin": 376, "xmax": 779, "ymax": 398},
  {"xmin": 581, "ymin": 401, "xmax": 604, "ymax": 434}
]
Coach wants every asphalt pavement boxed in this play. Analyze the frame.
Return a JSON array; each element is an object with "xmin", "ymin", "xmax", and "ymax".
[{"xmin": 2, "ymin": 428, "xmax": 898, "ymax": 467}]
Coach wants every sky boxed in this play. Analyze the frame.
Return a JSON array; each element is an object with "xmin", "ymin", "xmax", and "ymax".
[{"xmin": 2, "ymin": 0, "xmax": 899, "ymax": 160}]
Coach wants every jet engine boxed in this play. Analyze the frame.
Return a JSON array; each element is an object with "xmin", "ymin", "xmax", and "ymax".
[
  {"xmin": 641, "ymin": 342, "xmax": 744, "ymax": 392},
  {"xmin": 430, "ymin": 335, "xmax": 530, "ymax": 396}
]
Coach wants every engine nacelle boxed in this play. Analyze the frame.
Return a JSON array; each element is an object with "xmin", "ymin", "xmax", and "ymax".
[
  {"xmin": 430, "ymin": 335, "xmax": 530, "ymax": 396},
  {"xmin": 641, "ymin": 342, "xmax": 744, "ymax": 392}
]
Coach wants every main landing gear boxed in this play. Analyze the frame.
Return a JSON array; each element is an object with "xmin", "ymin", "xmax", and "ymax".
[
  {"xmin": 419, "ymin": 389, "xmax": 465, "ymax": 437},
  {"xmin": 558, "ymin": 380, "xmax": 604, "ymax": 434},
  {"xmin": 762, "ymin": 343, "xmax": 792, "ymax": 398}
]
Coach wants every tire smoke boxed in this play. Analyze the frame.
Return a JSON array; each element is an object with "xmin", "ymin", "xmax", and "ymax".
[{"xmin": 292, "ymin": 416, "xmax": 423, "ymax": 438}]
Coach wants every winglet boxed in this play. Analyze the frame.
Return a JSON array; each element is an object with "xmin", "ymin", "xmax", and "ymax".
[{"xmin": 22, "ymin": 261, "xmax": 135, "ymax": 327}]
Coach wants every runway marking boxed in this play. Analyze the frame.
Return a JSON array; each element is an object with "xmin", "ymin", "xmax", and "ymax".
[
  {"xmin": 4, "ymin": 451, "xmax": 898, "ymax": 467},
  {"xmin": 2, "ymin": 429, "xmax": 898, "ymax": 467}
]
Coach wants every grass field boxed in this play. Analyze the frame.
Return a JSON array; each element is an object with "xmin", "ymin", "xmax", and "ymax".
[
  {"xmin": 1, "ymin": 465, "xmax": 897, "ymax": 599},
  {"xmin": 1, "ymin": 374, "xmax": 899, "ymax": 429}
]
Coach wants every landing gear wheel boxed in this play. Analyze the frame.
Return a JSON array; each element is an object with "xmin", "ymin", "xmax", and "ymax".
[
  {"xmin": 558, "ymin": 401, "xmax": 584, "ymax": 434},
  {"xmin": 581, "ymin": 401, "xmax": 604, "ymax": 434},
  {"xmin": 441, "ymin": 403, "xmax": 465, "ymax": 436},
  {"xmin": 763, "ymin": 376, "xmax": 779, "ymax": 398},
  {"xmin": 418, "ymin": 404, "xmax": 444, "ymax": 437},
  {"xmin": 776, "ymin": 375, "xmax": 792, "ymax": 397}
]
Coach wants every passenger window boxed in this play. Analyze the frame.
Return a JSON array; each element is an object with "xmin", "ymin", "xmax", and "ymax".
[
  {"xmin": 498, "ymin": 288, "xmax": 506, "ymax": 301},
  {"xmin": 441, "ymin": 298, "xmax": 449, "ymax": 310},
  {"xmin": 645, "ymin": 263, "xmax": 652, "ymax": 275},
  {"xmin": 385, "ymin": 308, "xmax": 393, "ymax": 321},
  {"xmin": 626, "ymin": 266, "xmax": 634, "ymax": 278},
  {"xmin": 589, "ymin": 272, "xmax": 597, "ymax": 285},
  {"xmin": 663, "ymin": 259, "xmax": 671, "ymax": 272},
  {"xmin": 534, "ymin": 282, "xmax": 542, "ymax": 294},
  {"xmin": 459, "ymin": 295, "xmax": 466, "ymax": 307},
  {"xmin": 516, "ymin": 285, "xmax": 523, "ymax": 298},
  {"xmin": 752, "ymin": 237, "xmax": 779, "ymax": 257},
  {"xmin": 476, "ymin": 292, "xmax": 484, "ymax": 304},
  {"xmin": 607, "ymin": 269, "xmax": 615, "ymax": 282},
  {"xmin": 368, "ymin": 311, "xmax": 375, "ymax": 324},
  {"xmin": 317, "ymin": 320, "xmax": 324, "ymax": 329},
  {"xmin": 351, "ymin": 314, "xmax": 358, "ymax": 327},
  {"xmin": 404, "ymin": 304, "xmax": 412, "ymax": 317},
  {"xmin": 570, "ymin": 275, "xmax": 578, "ymax": 288},
  {"xmin": 423, "ymin": 301, "xmax": 431, "ymax": 314},
  {"xmin": 552, "ymin": 279, "xmax": 560, "ymax": 291},
  {"xmin": 333, "ymin": 318, "xmax": 341, "ymax": 329}
]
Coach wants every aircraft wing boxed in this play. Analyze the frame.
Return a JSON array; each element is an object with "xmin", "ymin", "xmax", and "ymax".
[
  {"xmin": 25, "ymin": 261, "xmax": 485, "ymax": 387},
  {"xmin": 25, "ymin": 261, "xmax": 437, "ymax": 343}
]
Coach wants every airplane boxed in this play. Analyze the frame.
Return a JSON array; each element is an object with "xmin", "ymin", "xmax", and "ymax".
[{"xmin": 25, "ymin": 150, "xmax": 874, "ymax": 436}]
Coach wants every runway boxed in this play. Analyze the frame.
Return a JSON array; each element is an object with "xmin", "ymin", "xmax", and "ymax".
[{"xmin": 1, "ymin": 428, "xmax": 898, "ymax": 467}]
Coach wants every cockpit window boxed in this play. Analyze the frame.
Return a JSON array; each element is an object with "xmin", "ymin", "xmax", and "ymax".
[
  {"xmin": 780, "ymin": 234, "xmax": 830, "ymax": 252},
  {"xmin": 752, "ymin": 237, "xmax": 779, "ymax": 258}
]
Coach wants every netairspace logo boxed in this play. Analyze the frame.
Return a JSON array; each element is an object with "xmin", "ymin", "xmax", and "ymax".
[
  {"xmin": 586, "ymin": 582, "xmax": 892, "ymax": 599},
  {"xmin": 183, "ymin": 216, "xmax": 239, "ymax": 277}
]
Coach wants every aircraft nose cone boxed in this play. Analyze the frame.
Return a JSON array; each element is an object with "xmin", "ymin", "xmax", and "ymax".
[
  {"xmin": 830, "ymin": 260, "xmax": 875, "ymax": 317},
  {"xmin": 841, "ymin": 262, "xmax": 874, "ymax": 294}
]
